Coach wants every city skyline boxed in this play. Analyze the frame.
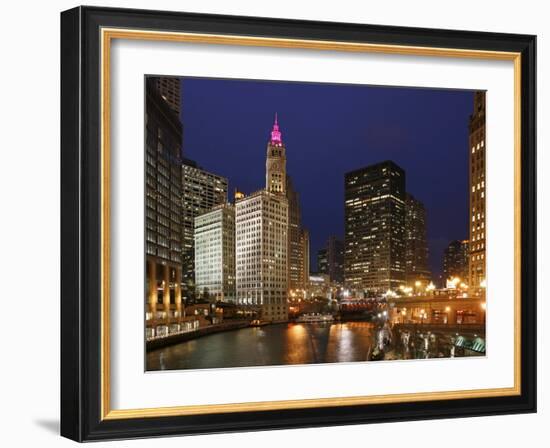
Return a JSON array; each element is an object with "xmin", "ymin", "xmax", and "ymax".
[
  {"xmin": 179, "ymin": 77, "xmax": 475, "ymax": 279},
  {"xmin": 145, "ymin": 76, "xmax": 486, "ymax": 369}
]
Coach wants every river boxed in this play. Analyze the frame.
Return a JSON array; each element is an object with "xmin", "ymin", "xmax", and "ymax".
[{"xmin": 146, "ymin": 322, "xmax": 377, "ymax": 371}]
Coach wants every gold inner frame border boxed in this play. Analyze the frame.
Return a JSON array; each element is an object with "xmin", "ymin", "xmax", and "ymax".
[{"xmin": 99, "ymin": 27, "xmax": 522, "ymax": 420}]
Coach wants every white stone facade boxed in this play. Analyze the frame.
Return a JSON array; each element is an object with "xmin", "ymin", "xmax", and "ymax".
[
  {"xmin": 194, "ymin": 204, "xmax": 236, "ymax": 302},
  {"xmin": 235, "ymin": 190, "xmax": 289, "ymax": 322}
]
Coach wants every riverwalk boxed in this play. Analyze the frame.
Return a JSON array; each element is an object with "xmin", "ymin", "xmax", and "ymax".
[{"xmin": 146, "ymin": 320, "xmax": 251, "ymax": 351}]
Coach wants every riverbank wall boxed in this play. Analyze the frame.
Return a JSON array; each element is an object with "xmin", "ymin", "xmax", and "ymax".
[{"xmin": 146, "ymin": 320, "xmax": 251, "ymax": 352}]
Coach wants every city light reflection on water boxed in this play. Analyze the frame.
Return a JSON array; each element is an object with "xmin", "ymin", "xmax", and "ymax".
[{"xmin": 146, "ymin": 322, "xmax": 377, "ymax": 371}]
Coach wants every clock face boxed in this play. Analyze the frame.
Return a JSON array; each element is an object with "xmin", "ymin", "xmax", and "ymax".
[{"xmin": 271, "ymin": 162, "xmax": 280, "ymax": 171}]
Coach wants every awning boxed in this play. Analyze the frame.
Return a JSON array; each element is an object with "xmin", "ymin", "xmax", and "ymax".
[
  {"xmin": 455, "ymin": 336, "xmax": 466, "ymax": 347},
  {"xmin": 454, "ymin": 335, "xmax": 485, "ymax": 353},
  {"xmin": 471, "ymin": 337, "xmax": 486, "ymax": 353}
]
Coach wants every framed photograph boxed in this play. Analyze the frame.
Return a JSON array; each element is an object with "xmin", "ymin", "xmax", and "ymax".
[{"xmin": 60, "ymin": 6, "xmax": 536, "ymax": 441}]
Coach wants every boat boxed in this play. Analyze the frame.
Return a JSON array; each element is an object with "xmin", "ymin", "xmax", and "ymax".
[
  {"xmin": 250, "ymin": 319, "xmax": 269, "ymax": 327},
  {"xmin": 296, "ymin": 313, "xmax": 334, "ymax": 323}
]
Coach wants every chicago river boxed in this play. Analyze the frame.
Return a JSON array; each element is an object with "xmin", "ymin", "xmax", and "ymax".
[{"xmin": 147, "ymin": 322, "xmax": 376, "ymax": 371}]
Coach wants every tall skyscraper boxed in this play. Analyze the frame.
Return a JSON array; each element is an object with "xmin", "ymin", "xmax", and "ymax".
[
  {"xmin": 181, "ymin": 159, "xmax": 228, "ymax": 301},
  {"xmin": 344, "ymin": 161, "xmax": 406, "ymax": 295},
  {"xmin": 404, "ymin": 193, "xmax": 431, "ymax": 284},
  {"xmin": 443, "ymin": 240, "xmax": 470, "ymax": 283},
  {"xmin": 469, "ymin": 92, "xmax": 486, "ymax": 292},
  {"xmin": 317, "ymin": 236, "xmax": 344, "ymax": 284},
  {"xmin": 265, "ymin": 115, "xmax": 309, "ymax": 294},
  {"xmin": 286, "ymin": 176, "xmax": 309, "ymax": 292},
  {"xmin": 145, "ymin": 78, "xmax": 183, "ymax": 333},
  {"xmin": 194, "ymin": 204, "xmax": 236, "ymax": 303},
  {"xmin": 235, "ymin": 190, "xmax": 289, "ymax": 322},
  {"xmin": 234, "ymin": 115, "xmax": 291, "ymax": 322},
  {"xmin": 327, "ymin": 236, "xmax": 344, "ymax": 284},
  {"xmin": 155, "ymin": 77, "xmax": 181, "ymax": 117},
  {"xmin": 286, "ymin": 176, "xmax": 301, "ymax": 289}
]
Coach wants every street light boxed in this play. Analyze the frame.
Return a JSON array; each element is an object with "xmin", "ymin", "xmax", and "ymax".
[{"xmin": 451, "ymin": 277, "xmax": 460, "ymax": 288}]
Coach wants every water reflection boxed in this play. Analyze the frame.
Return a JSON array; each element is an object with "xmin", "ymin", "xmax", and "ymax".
[{"xmin": 147, "ymin": 322, "xmax": 377, "ymax": 371}]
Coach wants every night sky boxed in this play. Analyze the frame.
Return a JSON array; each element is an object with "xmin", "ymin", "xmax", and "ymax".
[{"xmin": 179, "ymin": 77, "xmax": 474, "ymax": 281}]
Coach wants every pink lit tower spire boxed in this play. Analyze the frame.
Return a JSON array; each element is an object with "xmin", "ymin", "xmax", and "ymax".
[
  {"xmin": 265, "ymin": 113, "xmax": 287, "ymax": 195},
  {"xmin": 270, "ymin": 112, "xmax": 283, "ymax": 146}
]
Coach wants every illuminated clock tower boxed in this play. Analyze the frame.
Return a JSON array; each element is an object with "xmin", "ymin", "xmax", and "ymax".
[{"xmin": 265, "ymin": 113, "xmax": 287, "ymax": 195}]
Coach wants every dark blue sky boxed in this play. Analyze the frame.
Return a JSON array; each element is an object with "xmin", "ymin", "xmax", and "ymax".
[{"xmin": 180, "ymin": 77, "xmax": 474, "ymax": 280}]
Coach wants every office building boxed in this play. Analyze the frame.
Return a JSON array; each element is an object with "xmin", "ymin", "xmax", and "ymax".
[
  {"xmin": 344, "ymin": 161, "xmax": 406, "ymax": 295},
  {"xmin": 155, "ymin": 76, "xmax": 181, "ymax": 117},
  {"xmin": 469, "ymin": 92, "xmax": 486, "ymax": 292},
  {"xmin": 444, "ymin": 240, "xmax": 470, "ymax": 285},
  {"xmin": 318, "ymin": 236, "xmax": 344, "ymax": 284},
  {"xmin": 181, "ymin": 159, "xmax": 228, "ymax": 301},
  {"xmin": 145, "ymin": 78, "xmax": 183, "ymax": 336},
  {"xmin": 234, "ymin": 115, "xmax": 291, "ymax": 322},
  {"xmin": 287, "ymin": 176, "xmax": 309, "ymax": 292},
  {"xmin": 235, "ymin": 190, "xmax": 289, "ymax": 322},
  {"xmin": 404, "ymin": 193, "xmax": 431, "ymax": 284},
  {"xmin": 194, "ymin": 204, "xmax": 236, "ymax": 303}
]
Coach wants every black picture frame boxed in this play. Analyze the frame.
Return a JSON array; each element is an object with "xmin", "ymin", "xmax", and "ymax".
[{"xmin": 61, "ymin": 5, "xmax": 536, "ymax": 442}]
